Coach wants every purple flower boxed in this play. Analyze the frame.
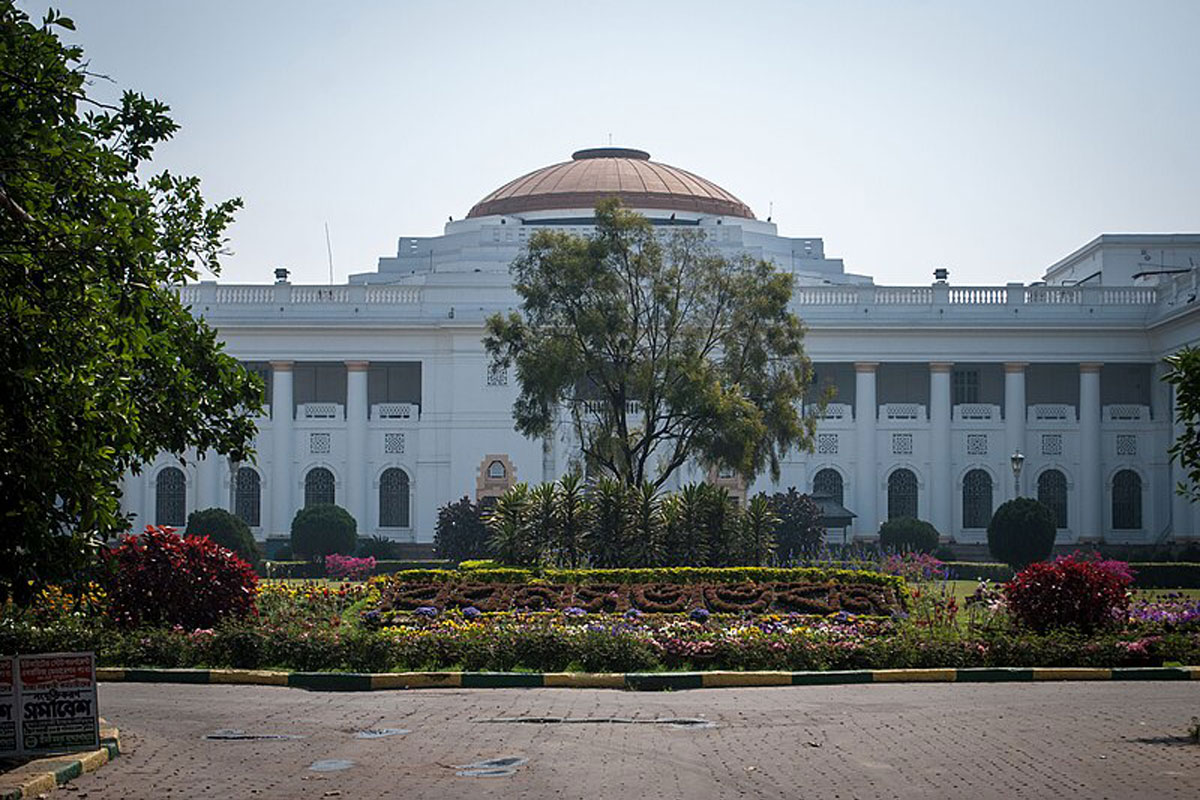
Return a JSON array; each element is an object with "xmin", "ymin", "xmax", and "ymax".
[
  {"xmin": 689, "ymin": 607, "xmax": 710, "ymax": 623},
  {"xmin": 462, "ymin": 606, "xmax": 482, "ymax": 620},
  {"xmin": 563, "ymin": 606, "xmax": 587, "ymax": 618},
  {"xmin": 624, "ymin": 608, "xmax": 643, "ymax": 620},
  {"xmin": 414, "ymin": 606, "xmax": 439, "ymax": 618}
]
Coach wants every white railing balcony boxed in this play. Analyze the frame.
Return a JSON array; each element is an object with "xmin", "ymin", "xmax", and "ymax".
[
  {"xmin": 299, "ymin": 402, "xmax": 343, "ymax": 420},
  {"xmin": 880, "ymin": 403, "xmax": 926, "ymax": 421},
  {"xmin": 578, "ymin": 399, "xmax": 642, "ymax": 417},
  {"xmin": 953, "ymin": 403, "xmax": 1001, "ymax": 422},
  {"xmin": 817, "ymin": 402, "xmax": 853, "ymax": 421},
  {"xmin": 1104, "ymin": 404, "xmax": 1150, "ymax": 422},
  {"xmin": 1027, "ymin": 404, "xmax": 1075, "ymax": 423},
  {"xmin": 373, "ymin": 402, "xmax": 420, "ymax": 421}
]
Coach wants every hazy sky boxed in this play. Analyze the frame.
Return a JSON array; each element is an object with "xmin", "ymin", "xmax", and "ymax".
[{"xmin": 40, "ymin": 0, "xmax": 1200, "ymax": 286}]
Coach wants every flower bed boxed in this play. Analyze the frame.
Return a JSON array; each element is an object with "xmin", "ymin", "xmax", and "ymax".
[{"xmin": 372, "ymin": 579, "xmax": 907, "ymax": 619}]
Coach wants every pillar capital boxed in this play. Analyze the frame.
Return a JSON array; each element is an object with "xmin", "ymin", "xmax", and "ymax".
[
  {"xmin": 269, "ymin": 360, "xmax": 294, "ymax": 372},
  {"xmin": 854, "ymin": 362, "xmax": 879, "ymax": 373},
  {"xmin": 1004, "ymin": 362, "xmax": 1029, "ymax": 373},
  {"xmin": 929, "ymin": 362, "xmax": 954, "ymax": 373},
  {"xmin": 345, "ymin": 360, "xmax": 370, "ymax": 372},
  {"xmin": 1080, "ymin": 362, "xmax": 1103, "ymax": 374}
]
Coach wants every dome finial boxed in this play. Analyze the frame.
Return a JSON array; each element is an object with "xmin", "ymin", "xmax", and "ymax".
[{"xmin": 572, "ymin": 147, "xmax": 650, "ymax": 161}]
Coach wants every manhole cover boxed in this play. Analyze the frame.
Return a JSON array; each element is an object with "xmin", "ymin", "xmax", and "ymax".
[
  {"xmin": 355, "ymin": 728, "xmax": 411, "ymax": 739},
  {"xmin": 204, "ymin": 729, "xmax": 303, "ymax": 741},
  {"xmin": 309, "ymin": 759, "xmax": 355, "ymax": 772},
  {"xmin": 476, "ymin": 717, "xmax": 716, "ymax": 729},
  {"xmin": 456, "ymin": 768, "xmax": 516, "ymax": 778}
]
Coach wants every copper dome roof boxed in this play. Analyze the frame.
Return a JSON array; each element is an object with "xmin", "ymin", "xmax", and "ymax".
[{"xmin": 466, "ymin": 148, "xmax": 755, "ymax": 220}]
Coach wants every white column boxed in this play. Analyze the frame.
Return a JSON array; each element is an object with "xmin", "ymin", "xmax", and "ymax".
[
  {"xmin": 121, "ymin": 470, "xmax": 146, "ymax": 532},
  {"xmin": 197, "ymin": 451, "xmax": 222, "ymax": 512},
  {"xmin": 1079, "ymin": 363, "xmax": 1102, "ymax": 539},
  {"xmin": 854, "ymin": 362, "xmax": 878, "ymax": 537},
  {"xmin": 271, "ymin": 361, "xmax": 294, "ymax": 535},
  {"xmin": 929, "ymin": 362, "xmax": 953, "ymax": 538},
  {"xmin": 1004, "ymin": 362, "xmax": 1028, "ymax": 499},
  {"xmin": 345, "ymin": 361, "xmax": 369, "ymax": 533}
]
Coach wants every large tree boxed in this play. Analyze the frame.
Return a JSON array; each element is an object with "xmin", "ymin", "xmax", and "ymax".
[
  {"xmin": 1164, "ymin": 346, "xmax": 1200, "ymax": 500},
  {"xmin": 0, "ymin": 4, "xmax": 262, "ymax": 603},
  {"xmin": 484, "ymin": 198, "xmax": 816, "ymax": 489}
]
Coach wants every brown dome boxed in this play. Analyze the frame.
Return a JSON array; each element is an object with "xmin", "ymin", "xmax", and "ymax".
[{"xmin": 466, "ymin": 148, "xmax": 755, "ymax": 220}]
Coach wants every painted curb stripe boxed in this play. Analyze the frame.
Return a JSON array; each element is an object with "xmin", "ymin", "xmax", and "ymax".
[
  {"xmin": 873, "ymin": 668, "xmax": 957, "ymax": 683},
  {"xmin": 209, "ymin": 669, "xmax": 289, "ymax": 686},
  {"xmin": 95, "ymin": 667, "xmax": 125, "ymax": 681},
  {"xmin": 1032, "ymin": 668, "xmax": 1112, "ymax": 681},
  {"xmin": 956, "ymin": 668, "xmax": 1034, "ymax": 682},
  {"xmin": 371, "ymin": 672, "xmax": 463, "ymax": 689},
  {"xmin": 543, "ymin": 672, "xmax": 625, "ymax": 688},
  {"xmin": 1110, "ymin": 667, "xmax": 1193, "ymax": 681},
  {"xmin": 702, "ymin": 671, "xmax": 792, "ymax": 688},
  {"xmin": 791, "ymin": 670, "xmax": 874, "ymax": 685},
  {"xmin": 288, "ymin": 672, "xmax": 373, "ymax": 691},
  {"xmin": 0, "ymin": 731, "xmax": 119, "ymax": 800},
  {"xmin": 461, "ymin": 673, "xmax": 545, "ymax": 688},
  {"xmin": 123, "ymin": 668, "xmax": 210, "ymax": 684},
  {"xmin": 625, "ymin": 672, "xmax": 705, "ymax": 691}
]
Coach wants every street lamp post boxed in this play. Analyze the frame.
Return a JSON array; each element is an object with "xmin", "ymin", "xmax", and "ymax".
[{"xmin": 1010, "ymin": 450, "xmax": 1025, "ymax": 499}]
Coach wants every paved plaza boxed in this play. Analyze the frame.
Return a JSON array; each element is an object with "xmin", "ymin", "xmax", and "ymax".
[{"xmin": 64, "ymin": 681, "xmax": 1199, "ymax": 799}]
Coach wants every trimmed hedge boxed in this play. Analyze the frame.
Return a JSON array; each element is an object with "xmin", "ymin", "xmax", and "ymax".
[
  {"xmin": 941, "ymin": 561, "xmax": 1200, "ymax": 589},
  {"xmin": 383, "ymin": 565, "xmax": 908, "ymax": 596},
  {"xmin": 263, "ymin": 559, "xmax": 451, "ymax": 579}
]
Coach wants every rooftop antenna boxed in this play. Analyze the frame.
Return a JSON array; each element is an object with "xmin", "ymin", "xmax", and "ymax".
[
  {"xmin": 607, "ymin": 132, "xmax": 612, "ymax": 145},
  {"xmin": 324, "ymin": 222, "xmax": 334, "ymax": 285},
  {"xmin": 768, "ymin": 200, "xmax": 773, "ymax": 222}
]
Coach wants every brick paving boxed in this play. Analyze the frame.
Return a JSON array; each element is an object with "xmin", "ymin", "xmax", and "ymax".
[{"xmin": 68, "ymin": 682, "xmax": 1199, "ymax": 799}]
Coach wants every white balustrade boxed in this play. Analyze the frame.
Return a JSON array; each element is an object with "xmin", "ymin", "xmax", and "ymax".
[
  {"xmin": 953, "ymin": 403, "xmax": 1000, "ymax": 421},
  {"xmin": 299, "ymin": 402, "xmax": 343, "ymax": 420},
  {"xmin": 792, "ymin": 287, "xmax": 858, "ymax": 305},
  {"xmin": 217, "ymin": 286, "xmax": 274, "ymax": 304},
  {"xmin": 366, "ymin": 286, "xmax": 421, "ymax": 304},
  {"xmin": 881, "ymin": 403, "xmax": 925, "ymax": 420},
  {"xmin": 874, "ymin": 288, "xmax": 932, "ymax": 305},
  {"xmin": 1027, "ymin": 403, "xmax": 1075, "ymax": 422},
  {"xmin": 1025, "ymin": 287, "xmax": 1080, "ymax": 305},
  {"xmin": 291, "ymin": 287, "xmax": 349, "ymax": 303},
  {"xmin": 373, "ymin": 402, "xmax": 420, "ymax": 420},
  {"xmin": 818, "ymin": 402, "xmax": 853, "ymax": 421},
  {"xmin": 949, "ymin": 287, "xmax": 1007, "ymax": 304},
  {"xmin": 1104, "ymin": 404, "xmax": 1149, "ymax": 421}
]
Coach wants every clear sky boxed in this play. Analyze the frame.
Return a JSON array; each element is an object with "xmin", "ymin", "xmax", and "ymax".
[{"xmin": 38, "ymin": 0, "xmax": 1200, "ymax": 286}]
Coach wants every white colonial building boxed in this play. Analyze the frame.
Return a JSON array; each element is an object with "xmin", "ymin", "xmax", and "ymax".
[{"xmin": 122, "ymin": 147, "xmax": 1200, "ymax": 549}]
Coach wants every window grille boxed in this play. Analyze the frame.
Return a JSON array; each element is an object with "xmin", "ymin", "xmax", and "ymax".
[
  {"xmin": 1037, "ymin": 469, "xmax": 1067, "ymax": 529},
  {"xmin": 952, "ymin": 369, "xmax": 980, "ymax": 405},
  {"xmin": 235, "ymin": 467, "xmax": 261, "ymax": 527},
  {"xmin": 310, "ymin": 432, "xmax": 331, "ymax": 454},
  {"xmin": 304, "ymin": 467, "xmax": 335, "ymax": 507},
  {"xmin": 962, "ymin": 469, "xmax": 993, "ymax": 529},
  {"xmin": 812, "ymin": 468, "xmax": 843, "ymax": 505},
  {"xmin": 1112, "ymin": 470, "xmax": 1142, "ymax": 530},
  {"xmin": 1116, "ymin": 435, "xmax": 1137, "ymax": 456},
  {"xmin": 817, "ymin": 433, "xmax": 838, "ymax": 455},
  {"xmin": 379, "ymin": 468, "xmax": 410, "ymax": 528},
  {"xmin": 1041, "ymin": 434, "xmax": 1062, "ymax": 456},
  {"xmin": 887, "ymin": 469, "xmax": 918, "ymax": 520},
  {"xmin": 155, "ymin": 467, "xmax": 186, "ymax": 527},
  {"xmin": 892, "ymin": 433, "xmax": 913, "ymax": 455},
  {"xmin": 966, "ymin": 434, "xmax": 988, "ymax": 456},
  {"xmin": 384, "ymin": 432, "xmax": 405, "ymax": 454},
  {"xmin": 488, "ymin": 460, "xmax": 507, "ymax": 479}
]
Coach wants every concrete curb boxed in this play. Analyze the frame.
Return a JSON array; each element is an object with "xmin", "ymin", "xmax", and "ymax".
[
  {"xmin": 0, "ymin": 725, "xmax": 120, "ymax": 800},
  {"xmin": 95, "ymin": 665, "xmax": 1200, "ymax": 691}
]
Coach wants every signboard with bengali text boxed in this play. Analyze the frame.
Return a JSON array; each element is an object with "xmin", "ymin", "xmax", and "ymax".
[
  {"xmin": 13, "ymin": 652, "xmax": 99, "ymax": 756},
  {"xmin": 0, "ymin": 657, "xmax": 15, "ymax": 755}
]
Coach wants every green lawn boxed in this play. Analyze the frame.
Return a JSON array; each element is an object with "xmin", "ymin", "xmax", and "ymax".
[{"xmin": 940, "ymin": 579, "xmax": 1200, "ymax": 606}]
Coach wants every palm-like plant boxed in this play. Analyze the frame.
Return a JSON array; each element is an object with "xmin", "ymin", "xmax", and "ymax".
[
  {"xmin": 664, "ymin": 483, "xmax": 712, "ymax": 566},
  {"xmin": 527, "ymin": 481, "xmax": 559, "ymax": 566},
  {"xmin": 556, "ymin": 473, "xmax": 591, "ymax": 568},
  {"xmin": 487, "ymin": 483, "xmax": 532, "ymax": 566},
  {"xmin": 585, "ymin": 477, "xmax": 629, "ymax": 568},
  {"xmin": 627, "ymin": 482, "xmax": 665, "ymax": 567},
  {"xmin": 698, "ymin": 484, "xmax": 736, "ymax": 566},
  {"xmin": 738, "ymin": 493, "xmax": 779, "ymax": 566}
]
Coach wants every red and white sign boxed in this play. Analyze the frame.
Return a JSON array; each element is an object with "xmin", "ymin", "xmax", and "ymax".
[
  {"xmin": 0, "ymin": 657, "xmax": 15, "ymax": 755},
  {"xmin": 14, "ymin": 652, "xmax": 99, "ymax": 756}
]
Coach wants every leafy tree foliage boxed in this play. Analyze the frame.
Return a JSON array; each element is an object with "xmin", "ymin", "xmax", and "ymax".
[
  {"xmin": 0, "ymin": 4, "xmax": 262, "ymax": 603},
  {"xmin": 485, "ymin": 198, "xmax": 816, "ymax": 489},
  {"xmin": 185, "ymin": 508, "xmax": 259, "ymax": 568},
  {"xmin": 987, "ymin": 498, "xmax": 1056, "ymax": 570},
  {"xmin": 766, "ymin": 488, "xmax": 825, "ymax": 560},
  {"xmin": 432, "ymin": 496, "xmax": 490, "ymax": 562},
  {"xmin": 1164, "ymin": 346, "xmax": 1200, "ymax": 500},
  {"xmin": 290, "ymin": 504, "xmax": 357, "ymax": 560},
  {"xmin": 878, "ymin": 517, "xmax": 941, "ymax": 554}
]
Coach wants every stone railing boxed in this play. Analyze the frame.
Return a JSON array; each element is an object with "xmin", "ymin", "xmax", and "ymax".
[
  {"xmin": 1028, "ymin": 404, "xmax": 1075, "ymax": 422},
  {"xmin": 816, "ymin": 402, "xmax": 853, "ymax": 421},
  {"xmin": 176, "ymin": 283, "xmax": 423, "ymax": 306},
  {"xmin": 1104, "ymin": 404, "xmax": 1150, "ymax": 422},
  {"xmin": 299, "ymin": 402, "xmax": 343, "ymax": 420},
  {"xmin": 790, "ymin": 283, "xmax": 1159, "ymax": 309},
  {"xmin": 880, "ymin": 403, "xmax": 926, "ymax": 420},
  {"xmin": 372, "ymin": 403, "xmax": 420, "ymax": 420},
  {"xmin": 953, "ymin": 403, "xmax": 1000, "ymax": 422}
]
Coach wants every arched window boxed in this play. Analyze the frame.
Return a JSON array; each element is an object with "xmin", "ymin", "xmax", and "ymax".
[
  {"xmin": 1037, "ymin": 469, "xmax": 1068, "ymax": 529},
  {"xmin": 155, "ymin": 467, "xmax": 186, "ymax": 527},
  {"xmin": 304, "ymin": 467, "xmax": 335, "ymax": 507},
  {"xmin": 962, "ymin": 469, "xmax": 993, "ymax": 529},
  {"xmin": 812, "ymin": 468, "xmax": 843, "ymax": 505},
  {"xmin": 887, "ymin": 469, "xmax": 918, "ymax": 520},
  {"xmin": 1112, "ymin": 469, "xmax": 1142, "ymax": 530},
  {"xmin": 487, "ymin": 460, "xmax": 506, "ymax": 479},
  {"xmin": 379, "ymin": 468, "xmax": 410, "ymax": 528},
  {"xmin": 235, "ymin": 467, "xmax": 261, "ymax": 527}
]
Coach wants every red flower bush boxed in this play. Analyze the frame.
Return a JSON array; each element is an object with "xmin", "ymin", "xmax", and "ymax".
[
  {"xmin": 104, "ymin": 525, "xmax": 258, "ymax": 629},
  {"xmin": 1005, "ymin": 552, "xmax": 1133, "ymax": 633},
  {"xmin": 324, "ymin": 554, "xmax": 375, "ymax": 581}
]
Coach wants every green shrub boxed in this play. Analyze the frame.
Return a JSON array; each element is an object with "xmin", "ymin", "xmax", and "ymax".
[
  {"xmin": 357, "ymin": 535, "xmax": 397, "ymax": 559},
  {"xmin": 987, "ymin": 498, "xmax": 1056, "ymax": 569},
  {"xmin": 459, "ymin": 559, "xmax": 501, "ymax": 570},
  {"xmin": 290, "ymin": 504, "xmax": 357, "ymax": 560},
  {"xmin": 434, "ymin": 496, "xmax": 491, "ymax": 562},
  {"xmin": 186, "ymin": 507, "xmax": 260, "ymax": 567},
  {"xmin": 878, "ymin": 517, "xmax": 940, "ymax": 554},
  {"xmin": 767, "ymin": 488, "xmax": 824, "ymax": 560}
]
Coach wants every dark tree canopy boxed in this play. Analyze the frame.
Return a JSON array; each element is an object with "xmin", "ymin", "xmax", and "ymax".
[
  {"xmin": 485, "ymin": 199, "xmax": 816, "ymax": 488},
  {"xmin": 0, "ymin": 4, "xmax": 262, "ymax": 603},
  {"xmin": 1164, "ymin": 346, "xmax": 1200, "ymax": 500}
]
